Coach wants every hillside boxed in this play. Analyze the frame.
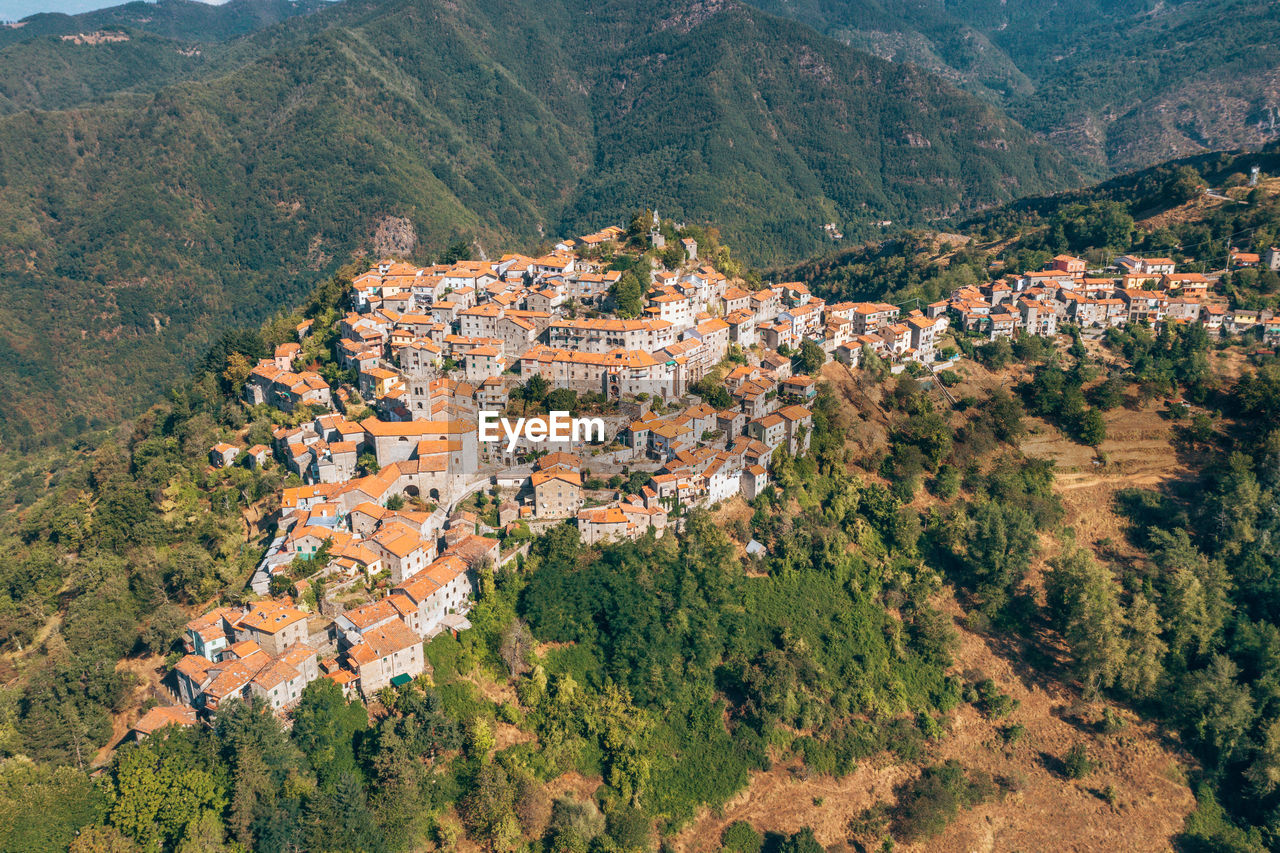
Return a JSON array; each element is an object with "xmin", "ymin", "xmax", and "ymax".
[
  {"xmin": 0, "ymin": 249, "xmax": 1208, "ymax": 852},
  {"xmin": 0, "ymin": 0, "xmax": 330, "ymax": 47},
  {"xmin": 747, "ymin": 0, "xmax": 1280, "ymax": 173},
  {"xmin": 0, "ymin": 0, "xmax": 337, "ymax": 114},
  {"xmin": 0, "ymin": 0, "xmax": 1078, "ymax": 449},
  {"xmin": 778, "ymin": 143, "xmax": 1280, "ymax": 311},
  {"xmin": 4, "ymin": 148, "xmax": 1280, "ymax": 847}
]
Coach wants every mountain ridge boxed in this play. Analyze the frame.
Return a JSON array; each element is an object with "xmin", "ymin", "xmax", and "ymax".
[
  {"xmin": 746, "ymin": 0, "xmax": 1280, "ymax": 172},
  {"xmin": 0, "ymin": 0, "xmax": 332, "ymax": 46}
]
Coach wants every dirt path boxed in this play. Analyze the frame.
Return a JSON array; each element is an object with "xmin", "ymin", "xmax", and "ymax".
[
  {"xmin": 1054, "ymin": 469, "xmax": 1175, "ymax": 491},
  {"xmin": 92, "ymin": 653, "xmax": 168, "ymax": 767}
]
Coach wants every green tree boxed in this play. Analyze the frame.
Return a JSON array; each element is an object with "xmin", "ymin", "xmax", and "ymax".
[
  {"xmin": 610, "ymin": 270, "xmax": 646, "ymax": 319},
  {"xmin": 796, "ymin": 339, "xmax": 826, "ymax": 375},
  {"xmin": 290, "ymin": 679, "xmax": 368, "ymax": 785},
  {"xmin": 1044, "ymin": 548, "xmax": 1125, "ymax": 698},
  {"xmin": 105, "ymin": 737, "xmax": 225, "ymax": 851},
  {"xmin": 1053, "ymin": 201, "xmax": 1135, "ymax": 251},
  {"xmin": 69, "ymin": 825, "xmax": 143, "ymax": 853},
  {"xmin": 1119, "ymin": 592, "xmax": 1167, "ymax": 699},
  {"xmin": 460, "ymin": 764, "xmax": 523, "ymax": 852},
  {"xmin": 214, "ymin": 699, "xmax": 306, "ymax": 849},
  {"xmin": 1078, "ymin": 407, "xmax": 1107, "ymax": 446},
  {"xmin": 1182, "ymin": 656, "xmax": 1254, "ymax": 764},
  {"xmin": 465, "ymin": 717, "xmax": 496, "ymax": 762},
  {"xmin": 720, "ymin": 820, "xmax": 762, "ymax": 853},
  {"xmin": 776, "ymin": 827, "xmax": 823, "ymax": 853},
  {"xmin": 304, "ymin": 770, "xmax": 384, "ymax": 853},
  {"xmin": 524, "ymin": 375, "xmax": 549, "ymax": 407},
  {"xmin": 1063, "ymin": 744, "xmax": 1094, "ymax": 779},
  {"xmin": 1150, "ymin": 528, "xmax": 1228, "ymax": 663},
  {"xmin": 0, "ymin": 758, "xmax": 106, "ymax": 853},
  {"xmin": 958, "ymin": 500, "xmax": 1038, "ymax": 617}
]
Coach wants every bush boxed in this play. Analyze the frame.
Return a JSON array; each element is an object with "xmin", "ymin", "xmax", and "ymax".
[
  {"xmin": 1064, "ymin": 744, "xmax": 1095, "ymax": 779},
  {"xmin": 721, "ymin": 820, "xmax": 763, "ymax": 853},
  {"xmin": 776, "ymin": 827, "xmax": 823, "ymax": 853},
  {"xmin": 891, "ymin": 760, "xmax": 999, "ymax": 842},
  {"xmin": 1099, "ymin": 708, "xmax": 1126, "ymax": 734},
  {"xmin": 930, "ymin": 465, "xmax": 960, "ymax": 499},
  {"xmin": 970, "ymin": 679, "xmax": 1019, "ymax": 720},
  {"xmin": 605, "ymin": 803, "xmax": 653, "ymax": 852}
]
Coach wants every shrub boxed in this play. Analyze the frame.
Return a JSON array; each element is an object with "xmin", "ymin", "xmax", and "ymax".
[
  {"xmin": 971, "ymin": 679, "xmax": 1018, "ymax": 719},
  {"xmin": 891, "ymin": 760, "xmax": 999, "ymax": 842},
  {"xmin": 721, "ymin": 820, "xmax": 763, "ymax": 853},
  {"xmin": 1064, "ymin": 744, "xmax": 1095, "ymax": 779}
]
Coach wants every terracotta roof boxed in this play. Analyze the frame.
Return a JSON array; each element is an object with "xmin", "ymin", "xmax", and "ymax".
[
  {"xmin": 342, "ymin": 598, "xmax": 401, "ymax": 631},
  {"xmin": 531, "ymin": 466, "xmax": 582, "ymax": 488},
  {"xmin": 132, "ymin": 705, "xmax": 198, "ymax": 735},
  {"xmin": 175, "ymin": 654, "xmax": 212, "ymax": 681},
  {"xmin": 236, "ymin": 601, "xmax": 307, "ymax": 635},
  {"xmin": 349, "ymin": 620, "xmax": 420, "ymax": 663}
]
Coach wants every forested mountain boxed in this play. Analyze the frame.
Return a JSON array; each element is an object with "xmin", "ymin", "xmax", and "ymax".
[
  {"xmin": 0, "ymin": 0, "xmax": 1077, "ymax": 449},
  {"xmin": 0, "ymin": 0, "xmax": 335, "ymax": 113},
  {"xmin": 0, "ymin": 0, "xmax": 330, "ymax": 46},
  {"xmin": 748, "ymin": 0, "xmax": 1280, "ymax": 172}
]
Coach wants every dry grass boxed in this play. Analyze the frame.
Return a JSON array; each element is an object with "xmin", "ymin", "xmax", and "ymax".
[
  {"xmin": 673, "ymin": 593, "xmax": 1195, "ymax": 853},
  {"xmin": 674, "ymin": 366, "xmax": 1198, "ymax": 853},
  {"xmin": 1021, "ymin": 401, "xmax": 1186, "ymax": 555}
]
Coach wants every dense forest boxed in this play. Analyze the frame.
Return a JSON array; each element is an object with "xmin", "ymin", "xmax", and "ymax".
[
  {"xmin": 746, "ymin": 0, "xmax": 1280, "ymax": 171},
  {"xmin": 0, "ymin": 0, "xmax": 1079, "ymax": 450}
]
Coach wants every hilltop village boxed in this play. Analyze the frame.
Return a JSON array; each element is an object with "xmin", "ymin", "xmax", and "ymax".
[
  {"xmin": 156, "ymin": 222, "xmax": 1279, "ymax": 732},
  {"xmin": 941, "ymin": 248, "xmax": 1280, "ymax": 341}
]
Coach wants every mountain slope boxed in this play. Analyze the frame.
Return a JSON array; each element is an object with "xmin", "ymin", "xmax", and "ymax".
[
  {"xmin": 0, "ymin": 0, "xmax": 335, "ymax": 113},
  {"xmin": 0, "ymin": 0, "xmax": 1078, "ymax": 448},
  {"xmin": 745, "ymin": 0, "xmax": 1037, "ymax": 101},
  {"xmin": 747, "ymin": 0, "xmax": 1280, "ymax": 172},
  {"xmin": 0, "ymin": 0, "xmax": 330, "ymax": 47},
  {"xmin": 564, "ymin": 1, "xmax": 1075, "ymax": 260}
]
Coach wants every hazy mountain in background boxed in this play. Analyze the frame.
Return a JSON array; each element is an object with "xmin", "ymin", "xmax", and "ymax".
[
  {"xmin": 748, "ymin": 0, "xmax": 1280, "ymax": 171},
  {"xmin": 0, "ymin": 0, "xmax": 328, "ymax": 45},
  {"xmin": 0, "ymin": 0, "xmax": 331, "ymax": 110}
]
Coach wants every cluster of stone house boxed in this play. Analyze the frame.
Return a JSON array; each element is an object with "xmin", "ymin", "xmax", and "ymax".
[
  {"xmin": 173, "ymin": 235, "xmax": 1280, "ymax": 725},
  {"xmin": 173, "ymin": 493, "xmax": 501, "ymax": 712},
  {"xmin": 321, "ymin": 232, "xmax": 947, "ymax": 516},
  {"xmin": 199, "ymin": 227, "xmax": 857, "ymax": 668},
  {"xmin": 937, "ymin": 254, "xmax": 1280, "ymax": 343},
  {"xmin": 243, "ymin": 342, "xmax": 333, "ymax": 412},
  {"xmin": 173, "ymin": 600, "xmax": 324, "ymax": 715},
  {"xmin": 339, "ymin": 243, "xmax": 948, "ymax": 414}
]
